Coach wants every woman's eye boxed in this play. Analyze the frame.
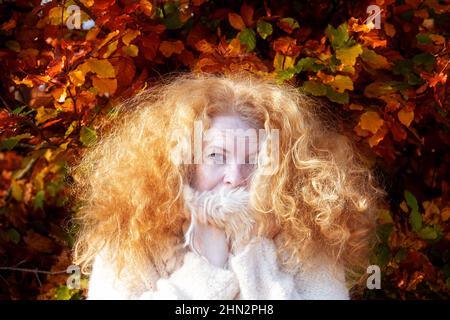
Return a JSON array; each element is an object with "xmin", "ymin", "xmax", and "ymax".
[{"xmin": 207, "ymin": 153, "xmax": 225, "ymax": 163}]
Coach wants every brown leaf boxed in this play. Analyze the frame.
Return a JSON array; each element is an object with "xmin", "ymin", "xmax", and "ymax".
[{"xmin": 24, "ymin": 231, "xmax": 55, "ymax": 254}]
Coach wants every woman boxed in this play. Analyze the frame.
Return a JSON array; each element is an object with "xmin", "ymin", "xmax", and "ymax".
[{"xmin": 70, "ymin": 72, "xmax": 385, "ymax": 299}]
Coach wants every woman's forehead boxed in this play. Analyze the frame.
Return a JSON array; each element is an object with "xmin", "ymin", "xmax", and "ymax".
[
  {"xmin": 202, "ymin": 114, "xmax": 259, "ymax": 151},
  {"xmin": 209, "ymin": 113, "xmax": 253, "ymax": 130}
]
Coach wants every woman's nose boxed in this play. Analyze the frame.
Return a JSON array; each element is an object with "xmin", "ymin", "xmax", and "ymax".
[{"xmin": 223, "ymin": 164, "xmax": 246, "ymax": 188}]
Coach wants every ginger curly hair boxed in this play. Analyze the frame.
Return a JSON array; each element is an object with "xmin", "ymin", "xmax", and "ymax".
[{"xmin": 70, "ymin": 71, "xmax": 386, "ymax": 291}]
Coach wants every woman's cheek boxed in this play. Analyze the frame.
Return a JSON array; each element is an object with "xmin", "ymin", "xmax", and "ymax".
[{"xmin": 195, "ymin": 164, "xmax": 224, "ymax": 191}]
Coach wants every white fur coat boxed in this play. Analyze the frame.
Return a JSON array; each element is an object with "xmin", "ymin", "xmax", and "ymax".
[{"xmin": 87, "ymin": 236, "xmax": 350, "ymax": 300}]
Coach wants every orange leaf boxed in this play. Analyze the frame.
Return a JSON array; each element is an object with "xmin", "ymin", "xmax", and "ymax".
[
  {"xmin": 139, "ymin": 0, "xmax": 153, "ymax": 16},
  {"xmin": 141, "ymin": 33, "xmax": 160, "ymax": 60},
  {"xmin": 240, "ymin": 2, "xmax": 254, "ymax": 27},
  {"xmin": 348, "ymin": 103, "xmax": 364, "ymax": 111},
  {"xmin": 195, "ymin": 39, "xmax": 215, "ymax": 53},
  {"xmin": 228, "ymin": 13, "xmax": 246, "ymax": 31},
  {"xmin": 398, "ymin": 109, "xmax": 414, "ymax": 127},
  {"xmin": 159, "ymin": 40, "xmax": 184, "ymax": 57},
  {"xmin": 390, "ymin": 121, "xmax": 407, "ymax": 141},
  {"xmin": 368, "ymin": 127, "xmax": 388, "ymax": 147},
  {"xmin": 272, "ymin": 37, "xmax": 300, "ymax": 56},
  {"xmin": 384, "ymin": 23, "xmax": 396, "ymax": 37},
  {"xmin": 92, "ymin": 76, "xmax": 117, "ymax": 97},
  {"xmin": 359, "ymin": 111, "xmax": 384, "ymax": 134}
]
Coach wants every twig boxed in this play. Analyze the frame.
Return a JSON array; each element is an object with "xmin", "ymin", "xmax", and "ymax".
[
  {"xmin": 0, "ymin": 267, "xmax": 69, "ymax": 287},
  {"xmin": 0, "ymin": 267, "xmax": 68, "ymax": 275}
]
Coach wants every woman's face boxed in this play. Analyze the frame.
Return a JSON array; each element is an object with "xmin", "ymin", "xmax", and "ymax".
[{"xmin": 192, "ymin": 113, "xmax": 260, "ymax": 192}]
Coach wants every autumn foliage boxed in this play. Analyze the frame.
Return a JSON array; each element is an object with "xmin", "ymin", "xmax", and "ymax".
[{"xmin": 0, "ymin": 0, "xmax": 449, "ymax": 299}]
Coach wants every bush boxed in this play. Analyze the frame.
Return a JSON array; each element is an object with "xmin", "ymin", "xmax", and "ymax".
[{"xmin": 0, "ymin": 0, "xmax": 449, "ymax": 299}]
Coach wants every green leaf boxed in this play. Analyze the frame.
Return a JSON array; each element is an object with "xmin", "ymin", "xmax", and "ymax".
[
  {"xmin": 301, "ymin": 81, "xmax": 327, "ymax": 96},
  {"xmin": 377, "ymin": 223, "xmax": 393, "ymax": 243},
  {"xmin": 399, "ymin": 9, "xmax": 414, "ymax": 21},
  {"xmin": 279, "ymin": 17, "xmax": 299, "ymax": 30},
  {"xmin": 55, "ymin": 286, "xmax": 72, "ymax": 300},
  {"xmin": 412, "ymin": 53, "xmax": 436, "ymax": 72},
  {"xmin": 326, "ymin": 23, "xmax": 349, "ymax": 49},
  {"xmin": 326, "ymin": 86, "xmax": 349, "ymax": 104},
  {"xmin": 379, "ymin": 209, "xmax": 394, "ymax": 224},
  {"xmin": 416, "ymin": 34, "xmax": 433, "ymax": 44},
  {"xmin": 405, "ymin": 190, "xmax": 422, "ymax": 232},
  {"xmin": 394, "ymin": 248, "xmax": 407, "ymax": 263},
  {"xmin": 46, "ymin": 181, "xmax": 63, "ymax": 197},
  {"xmin": 404, "ymin": 190, "xmax": 419, "ymax": 212},
  {"xmin": 409, "ymin": 205, "xmax": 423, "ymax": 232},
  {"xmin": 6, "ymin": 228, "xmax": 21, "ymax": 244},
  {"xmin": 276, "ymin": 69, "xmax": 296, "ymax": 82},
  {"xmin": 11, "ymin": 105, "xmax": 27, "ymax": 115},
  {"xmin": 160, "ymin": 3, "xmax": 184, "ymax": 30},
  {"xmin": 33, "ymin": 190, "xmax": 45, "ymax": 210},
  {"xmin": 364, "ymin": 81, "xmax": 397, "ymax": 98},
  {"xmin": 238, "ymin": 28, "xmax": 256, "ymax": 52},
  {"xmin": 336, "ymin": 44, "xmax": 362, "ymax": 66},
  {"xmin": 256, "ymin": 20, "xmax": 273, "ymax": 40},
  {"xmin": 393, "ymin": 60, "xmax": 413, "ymax": 76},
  {"xmin": 361, "ymin": 48, "xmax": 390, "ymax": 69},
  {"xmin": 376, "ymin": 243, "xmax": 391, "ymax": 268},
  {"xmin": 79, "ymin": 126, "xmax": 97, "ymax": 147},
  {"xmin": 5, "ymin": 40, "xmax": 20, "ymax": 52},
  {"xmin": 295, "ymin": 57, "xmax": 324, "ymax": 73},
  {"xmin": 417, "ymin": 226, "xmax": 438, "ymax": 240},
  {"xmin": 0, "ymin": 133, "xmax": 32, "ymax": 151}
]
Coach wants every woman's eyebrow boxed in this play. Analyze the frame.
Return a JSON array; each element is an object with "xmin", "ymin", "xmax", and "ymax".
[{"xmin": 206, "ymin": 145, "xmax": 230, "ymax": 154}]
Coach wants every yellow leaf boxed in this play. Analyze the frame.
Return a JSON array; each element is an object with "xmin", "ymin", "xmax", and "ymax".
[
  {"xmin": 273, "ymin": 52, "xmax": 295, "ymax": 71},
  {"xmin": 79, "ymin": 58, "xmax": 116, "ymax": 78},
  {"xmin": 359, "ymin": 111, "xmax": 384, "ymax": 134},
  {"xmin": 48, "ymin": 7, "xmax": 65, "ymax": 25},
  {"xmin": 69, "ymin": 69, "xmax": 85, "ymax": 86},
  {"xmin": 336, "ymin": 44, "xmax": 362, "ymax": 66},
  {"xmin": 92, "ymin": 76, "xmax": 117, "ymax": 96},
  {"xmin": 398, "ymin": 109, "xmax": 414, "ymax": 127},
  {"xmin": 378, "ymin": 209, "xmax": 394, "ymax": 224},
  {"xmin": 97, "ymin": 30, "xmax": 120, "ymax": 51},
  {"xmin": 122, "ymin": 44, "xmax": 139, "ymax": 57},
  {"xmin": 35, "ymin": 107, "xmax": 58, "ymax": 125},
  {"xmin": 228, "ymin": 13, "xmax": 246, "ymax": 31},
  {"xmin": 330, "ymin": 75, "xmax": 353, "ymax": 93},
  {"xmin": 103, "ymin": 40, "xmax": 118, "ymax": 58},
  {"xmin": 13, "ymin": 76, "xmax": 34, "ymax": 87},
  {"xmin": 400, "ymin": 201, "xmax": 409, "ymax": 213},
  {"xmin": 122, "ymin": 30, "xmax": 141, "ymax": 46},
  {"xmin": 55, "ymin": 97, "xmax": 74, "ymax": 112},
  {"xmin": 11, "ymin": 180, "xmax": 23, "ymax": 201}
]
